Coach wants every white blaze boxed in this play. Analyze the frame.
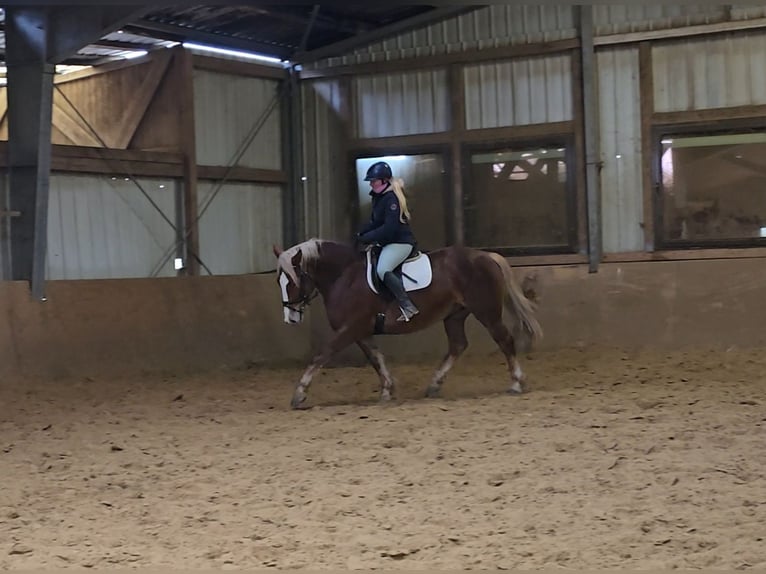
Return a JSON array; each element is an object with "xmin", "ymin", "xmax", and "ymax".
[{"xmin": 279, "ymin": 271, "xmax": 302, "ymax": 324}]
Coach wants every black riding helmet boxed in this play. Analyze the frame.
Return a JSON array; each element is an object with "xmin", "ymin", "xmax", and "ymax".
[{"xmin": 364, "ymin": 161, "xmax": 393, "ymax": 181}]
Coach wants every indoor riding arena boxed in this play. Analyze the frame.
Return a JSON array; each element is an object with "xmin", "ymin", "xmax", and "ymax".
[{"xmin": 1, "ymin": 4, "xmax": 765, "ymax": 571}]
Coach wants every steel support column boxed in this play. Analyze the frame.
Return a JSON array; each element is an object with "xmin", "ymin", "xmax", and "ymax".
[{"xmin": 5, "ymin": 7, "xmax": 55, "ymax": 299}]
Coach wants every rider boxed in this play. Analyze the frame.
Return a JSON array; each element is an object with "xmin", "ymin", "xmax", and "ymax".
[{"xmin": 356, "ymin": 161, "xmax": 419, "ymax": 322}]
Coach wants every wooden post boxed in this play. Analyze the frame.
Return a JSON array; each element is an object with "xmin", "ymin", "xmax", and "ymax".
[
  {"xmin": 175, "ymin": 47, "xmax": 200, "ymax": 276},
  {"xmin": 639, "ymin": 41, "xmax": 655, "ymax": 252},
  {"xmin": 449, "ymin": 64, "xmax": 465, "ymax": 246}
]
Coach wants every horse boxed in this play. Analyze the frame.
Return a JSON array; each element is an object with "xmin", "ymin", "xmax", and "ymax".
[{"xmin": 272, "ymin": 238, "xmax": 543, "ymax": 409}]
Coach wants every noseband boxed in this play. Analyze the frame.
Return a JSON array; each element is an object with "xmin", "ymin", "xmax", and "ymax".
[{"xmin": 282, "ymin": 268, "xmax": 319, "ymax": 314}]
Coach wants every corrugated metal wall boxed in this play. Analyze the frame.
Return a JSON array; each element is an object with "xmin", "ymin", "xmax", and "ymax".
[
  {"xmin": 593, "ymin": 5, "xmax": 728, "ymax": 35},
  {"xmin": 316, "ymin": 6, "xmax": 577, "ymax": 68},
  {"xmin": 193, "ymin": 69, "xmax": 282, "ymax": 169},
  {"xmin": 192, "ymin": 67, "xmax": 286, "ymax": 273},
  {"xmin": 46, "ymin": 173, "xmax": 177, "ymax": 279},
  {"xmin": 464, "ymin": 53, "xmax": 573, "ymax": 129},
  {"xmin": 353, "ymin": 69, "xmax": 449, "ymax": 138},
  {"xmin": 731, "ymin": 5, "xmax": 766, "ymax": 20},
  {"xmin": 653, "ymin": 32, "xmax": 766, "ymax": 112},
  {"xmin": 302, "ymin": 79, "xmax": 351, "ymax": 240},
  {"xmin": 197, "ymin": 182, "xmax": 283, "ymax": 275},
  {"xmin": 597, "ymin": 47, "xmax": 644, "ymax": 253}
]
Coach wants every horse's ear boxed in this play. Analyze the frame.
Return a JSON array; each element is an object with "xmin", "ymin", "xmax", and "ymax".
[
  {"xmin": 291, "ymin": 250, "xmax": 303, "ymax": 266},
  {"xmin": 272, "ymin": 244, "xmax": 283, "ymax": 258}
]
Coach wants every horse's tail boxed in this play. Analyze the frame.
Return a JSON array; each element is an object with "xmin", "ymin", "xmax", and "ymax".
[{"xmin": 486, "ymin": 252, "xmax": 544, "ymax": 345}]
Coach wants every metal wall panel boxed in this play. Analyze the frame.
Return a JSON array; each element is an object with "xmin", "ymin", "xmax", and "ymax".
[
  {"xmin": 593, "ymin": 5, "xmax": 727, "ymax": 36},
  {"xmin": 197, "ymin": 182, "xmax": 283, "ymax": 275},
  {"xmin": 464, "ymin": 53, "xmax": 572, "ymax": 129},
  {"xmin": 302, "ymin": 79, "xmax": 351, "ymax": 240},
  {"xmin": 597, "ymin": 47, "xmax": 644, "ymax": 253},
  {"xmin": 315, "ymin": 6, "xmax": 577, "ymax": 69},
  {"xmin": 193, "ymin": 69, "xmax": 282, "ymax": 169},
  {"xmin": 731, "ymin": 5, "xmax": 766, "ymax": 20},
  {"xmin": 46, "ymin": 173, "xmax": 177, "ymax": 279},
  {"xmin": 353, "ymin": 69, "xmax": 448, "ymax": 138},
  {"xmin": 653, "ymin": 32, "xmax": 766, "ymax": 112}
]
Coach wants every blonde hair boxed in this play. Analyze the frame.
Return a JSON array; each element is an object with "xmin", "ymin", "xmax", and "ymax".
[{"xmin": 389, "ymin": 178, "xmax": 411, "ymax": 223}]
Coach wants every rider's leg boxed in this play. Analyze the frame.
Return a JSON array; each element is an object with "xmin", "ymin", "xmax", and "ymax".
[{"xmin": 377, "ymin": 244, "xmax": 419, "ymax": 322}]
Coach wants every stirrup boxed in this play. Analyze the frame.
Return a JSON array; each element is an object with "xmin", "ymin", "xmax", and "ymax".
[{"xmin": 397, "ymin": 306, "xmax": 419, "ymax": 322}]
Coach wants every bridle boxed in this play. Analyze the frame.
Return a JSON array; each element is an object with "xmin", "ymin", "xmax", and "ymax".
[{"xmin": 282, "ymin": 267, "xmax": 319, "ymax": 315}]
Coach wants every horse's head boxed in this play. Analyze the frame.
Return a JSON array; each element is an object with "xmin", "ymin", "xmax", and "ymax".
[{"xmin": 273, "ymin": 244, "xmax": 318, "ymax": 324}]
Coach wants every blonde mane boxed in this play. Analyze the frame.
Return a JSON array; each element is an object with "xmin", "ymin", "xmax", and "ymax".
[{"xmin": 276, "ymin": 238, "xmax": 323, "ymax": 283}]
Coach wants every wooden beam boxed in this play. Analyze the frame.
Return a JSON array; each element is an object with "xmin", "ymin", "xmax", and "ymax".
[
  {"xmin": 102, "ymin": 48, "xmax": 173, "ymax": 149},
  {"xmin": 594, "ymin": 16, "xmax": 766, "ymax": 48},
  {"xmin": 197, "ymin": 165, "xmax": 287, "ymax": 184},
  {"xmin": 0, "ymin": 143, "xmax": 284, "ymax": 183},
  {"xmin": 47, "ymin": 144, "xmax": 183, "ymax": 164},
  {"xmin": 652, "ymin": 104, "xmax": 766, "ymax": 126},
  {"xmin": 299, "ymin": 38, "xmax": 581, "ymax": 80},
  {"xmin": 48, "ymin": 156, "xmax": 182, "ymax": 178},
  {"xmin": 506, "ymin": 253, "xmax": 589, "ymax": 267},
  {"xmin": 459, "ymin": 121, "xmax": 574, "ymax": 144},
  {"xmin": 349, "ymin": 122, "xmax": 576, "ymax": 152},
  {"xmin": 191, "ymin": 54, "xmax": 287, "ymax": 80},
  {"xmin": 51, "ymin": 98, "xmax": 102, "ymax": 146},
  {"xmin": 639, "ymin": 42, "xmax": 655, "ymax": 252},
  {"xmin": 350, "ymin": 132, "xmax": 450, "ymax": 151},
  {"xmin": 602, "ymin": 247, "xmax": 766, "ymax": 262}
]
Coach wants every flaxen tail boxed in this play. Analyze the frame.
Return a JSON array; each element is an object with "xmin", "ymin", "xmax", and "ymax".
[{"xmin": 487, "ymin": 252, "xmax": 543, "ymax": 345}]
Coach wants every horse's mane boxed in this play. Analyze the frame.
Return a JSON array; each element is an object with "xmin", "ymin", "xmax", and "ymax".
[{"xmin": 276, "ymin": 238, "xmax": 324, "ymax": 283}]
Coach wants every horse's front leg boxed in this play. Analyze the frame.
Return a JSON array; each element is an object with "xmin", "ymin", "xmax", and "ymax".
[
  {"xmin": 356, "ymin": 337, "xmax": 396, "ymax": 402},
  {"xmin": 291, "ymin": 324, "xmax": 361, "ymax": 409}
]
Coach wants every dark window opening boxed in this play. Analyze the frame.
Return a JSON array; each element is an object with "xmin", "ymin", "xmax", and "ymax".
[
  {"xmin": 657, "ymin": 130, "xmax": 766, "ymax": 248},
  {"xmin": 463, "ymin": 142, "xmax": 576, "ymax": 254}
]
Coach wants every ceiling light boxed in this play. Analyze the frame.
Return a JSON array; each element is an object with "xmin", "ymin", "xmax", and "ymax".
[{"xmin": 182, "ymin": 41, "xmax": 285, "ymax": 65}]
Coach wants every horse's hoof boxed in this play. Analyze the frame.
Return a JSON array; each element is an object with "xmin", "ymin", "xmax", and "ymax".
[
  {"xmin": 290, "ymin": 392, "xmax": 307, "ymax": 409},
  {"xmin": 425, "ymin": 385, "xmax": 440, "ymax": 398},
  {"xmin": 379, "ymin": 390, "xmax": 392, "ymax": 403},
  {"xmin": 507, "ymin": 381, "xmax": 525, "ymax": 395}
]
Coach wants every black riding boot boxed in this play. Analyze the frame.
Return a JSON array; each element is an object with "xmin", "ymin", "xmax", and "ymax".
[{"xmin": 383, "ymin": 271, "xmax": 419, "ymax": 322}]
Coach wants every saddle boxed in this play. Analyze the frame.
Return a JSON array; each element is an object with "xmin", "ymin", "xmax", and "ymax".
[{"xmin": 365, "ymin": 243, "xmax": 433, "ymax": 295}]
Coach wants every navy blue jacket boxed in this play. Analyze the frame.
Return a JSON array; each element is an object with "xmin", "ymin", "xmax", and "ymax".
[{"xmin": 358, "ymin": 187, "xmax": 416, "ymax": 246}]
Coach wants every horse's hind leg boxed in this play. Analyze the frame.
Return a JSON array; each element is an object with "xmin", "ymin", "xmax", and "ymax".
[
  {"xmin": 357, "ymin": 338, "xmax": 396, "ymax": 402},
  {"xmin": 475, "ymin": 314, "xmax": 525, "ymax": 395},
  {"xmin": 426, "ymin": 308, "xmax": 470, "ymax": 398}
]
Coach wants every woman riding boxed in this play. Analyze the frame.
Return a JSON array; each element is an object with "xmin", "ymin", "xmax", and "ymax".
[{"xmin": 356, "ymin": 161, "xmax": 419, "ymax": 322}]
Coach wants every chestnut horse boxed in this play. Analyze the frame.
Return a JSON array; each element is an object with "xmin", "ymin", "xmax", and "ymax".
[{"xmin": 273, "ymin": 238, "xmax": 542, "ymax": 408}]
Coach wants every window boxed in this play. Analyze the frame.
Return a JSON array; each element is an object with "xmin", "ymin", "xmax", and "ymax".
[
  {"xmin": 464, "ymin": 143, "xmax": 575, "ymax": 254},
  {"xmin": 355, "ymin": 154, "xmax": 448, "ymax": 250},
  {"xmin": 657, "ymin": 130, "xmax": 766, "ymax": 247}
]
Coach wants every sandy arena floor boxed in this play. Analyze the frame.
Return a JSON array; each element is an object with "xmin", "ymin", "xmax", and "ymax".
[{"xmin": 0, "ymin": 346, "xmax": 764, "ymax": 569}]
